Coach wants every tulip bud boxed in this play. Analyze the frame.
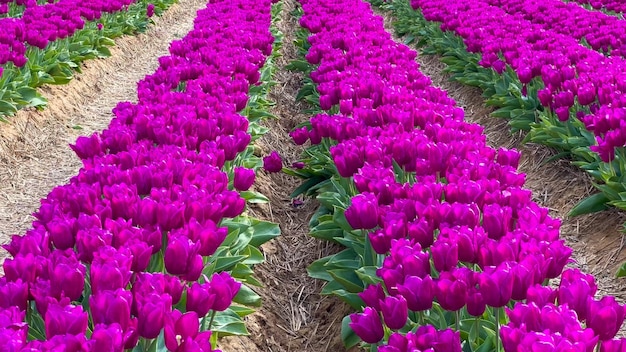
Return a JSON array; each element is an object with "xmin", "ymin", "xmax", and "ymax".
[
  {"xmin": 136, "ymin": 293, "xmax": 172, "ymax": 339},
  {"xmin": 431, "ymin": 238, "xmax": 459, "ymax": 273},
  {"xmin": 233, "ymin": 167, "xmax": 255, "ymax": 191},
  {"xmin": 146, "ymin": 3, "xmax": 155, "ymax": 17},
  {"xmin": 90, "ymin": 289, "xmax": 133, "ymax": 332},
  {"xmin": 45, "ymin": 301, "xmax": 89, "ymax": 338},
  {"xmin": 380, "ymin": 295, "xmax": 408, "ymax": 330},
  {"xmin": 208, "ymin": 272, "xmax": 241, "ymax": 311},
  {"xmin": 558, "ymin": 268, "xmax": 597, "ymax": 321},
  {"xmin": 289, "ymin": 127, "xmax": 310, "ymax": 145},
  {"xmin": 359, "ymin": 284, "xmax": 385, "ymax": 311},
  {"xmin": 0, "ymin": 278, "xmax": 28, "ymax": 311},
  {"xmin": 263, "ymin": 151, "xmax": 283, "ymax": 173},
  {"xmin": 89, "ymin": 323, "xmax": 124, "ymax": 352},
  {"xmin": 587, "ymin": 296, "xmax": 626, "ymax": 341},
  {"xmin": 164, "ymin": 310, "xmax": 204, "ymax": 351},
  {"xmin": 397, "ymin": 275, "xmax": 435, "ymax": 311},
  {"xmin": 479, "ymin": 263, "xmax": 514, "ymax": 308},
  {"xmin": 91, "ymin": 246, "xmax": 133, "ymax": 294},
  {"xmin": 186, "ymin": 281, "xmax": 215, "ymax": 317},
  {"xmin": 164, "ymin": 234, "xmax": 203, "ymax": 281},
  {"xmin": 345, "ymin": 193, "xmax": 380, "ymax": 230},
  {"xmin": 349, "ymin": 307, "xmax": 384, "ymax": 344}
]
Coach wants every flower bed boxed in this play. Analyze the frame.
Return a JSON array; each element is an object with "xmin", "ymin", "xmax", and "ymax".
[
  {"xmin": 0, "ymin": 0, "xmax": 281, "ymax": 349},
  {"xmin": 288, "ymin": 0, "xmax": 626, "ymax": 350},
  {"xmin": 0, "ymin": 0, "xmax": 176, "ymax": 118}
]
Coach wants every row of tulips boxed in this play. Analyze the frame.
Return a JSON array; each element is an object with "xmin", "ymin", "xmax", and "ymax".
[
  {"xmin": 565, "ymin": 0, "xmax": 626, "ymax": 14},
  {"xmin": 370, "ymin": 0, "xmax": 626, "ymax": 240},
  {"xmin": 0, "ymin": 0, "xmax": 136, "ymax": 68},
  {"xmin": 0, "ymin": 0, "xmax": 280, "ymax": 350},
  {"xmin": 412, "ymin": 0, "xmax": 626, "ymax": 163},
  {"xmin": 0, "ymin": 0, "xmax": 172, "ymax": 117},
  {"xmin": 289, "ymin": 0, "xmax": 626, "ymax": 350},
  {"xmin": 479, "ymin": 0, "xmax": 626, "ymax": 59}
]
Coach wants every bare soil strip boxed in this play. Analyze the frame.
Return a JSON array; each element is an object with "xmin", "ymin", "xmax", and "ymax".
[
  {"xmin": 219, "ymin": 0, "xmax": 351, "ymax": 350},
  {"xmin": 0, "ymin": 0, "xmax": 208, "ymax": 255}
]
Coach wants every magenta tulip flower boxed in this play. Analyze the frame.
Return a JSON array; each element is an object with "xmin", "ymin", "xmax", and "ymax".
[
  {"xmin": 263, "ymin": 151, "xmax": 283, "ymax": 173},
  {"xmin": 349, "ymin": 307, "xmax": 384, "ymax": 344},
  {"xmin": 233, "ymin": 167, "xmax": 255, "ymax": 191}
]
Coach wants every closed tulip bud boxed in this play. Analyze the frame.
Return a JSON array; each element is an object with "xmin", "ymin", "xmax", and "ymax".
[
  {"xmin": 89, "ymin": 323, "xmax": 124, "ymax": 352},
  {"xmin": 188, "ymin": 219, "xmax": 227, "ymax": 257},
  {"xmin": 45, "ymin": 302, "xmax": 88, "ymax": 338},
  {"xmin": 289, "ymin": 127, "xmax": 310, "ymax": 145},
  {"xmin": 359, "ymin": 284, "xmax": 385, "ymax": 311},
  {"xmin": 186, "ymin": 281, "xmax": 215, "ymax": 317},
  {"xmin": 136, "ymin": 293, "xmax": 172, "ymax": 339},
  {"xmin": 555, "ymin": 106, "xmax": 570, "ymax": 122},
  {"xmin": 537, "ymin": 88, "xmax": 553, "ymax": 107},
  {"xmin": 345, "ymin": 193, "xmax": 379, "ymax": 230},
  {"xmin": 91, "ymin": 246, "xmax": 133, "ymax": 294},
  {"xmin": 349, "ymin": 307, "xmax": 384, "ymax": 344},
  {"xmin": 397, "ymin": 275, "xmax": 435, "ymax": 311},
  {"xmin": 49, "ymin": 249, "xmax": 86, "ymax": 302},
  {"xmin": 496, "ymin": 148, "xmax": 521, "ymax": 168},
  {"xmin": 122, "ymin": 239, "xmax": 152, "ymax": 273},
  {"xmin": 70, "ymin": 134, "xmax": 102, "ymax": 160},
  {"xmin": 479, "ymin": 263, "xmax": 514, "ymax": 308},
  {"xmin": 0, "ymin": 278, "xmax": 28, "ymax": 311},
  {"xmin": 526, "ymin": 284, "xmax": 557, "ymax": 308},
  {"xmin": 164, "ymin": 234, "xmax": 203, "ymax": 281},
  {"xmin": 467, "ymin": 287, "xmax": 485, "ymax": 317},
  {"xmin": 380, "ymin": 295, "xmax": 408, "ymax": 330},
  {"xmin": 435, "ymin": 271, "xmax": 468, "ymax": 312},
  {"xmin": 368, "ymin": 229, "xmax": 392, "ymax": 254},
  {"xmin": 558, "ymin": 268, "xmax": 597, "ymax": 321},
  {"xmin": 578, "ymin": 84, "xmax": 596, "ymax": 106},
  {"xmin": 600, "ymin": 338, "xmax": 626, "ymax": 352},
  {"xmin": 518, "ymin": 67, "xmax": 533, "ymax": 84},
  {"xmin": 209, "ymin": 272, "xmax": 241, "ymax": 311},
  {"xmin": 431, "ymin": 238, "xmax": 458, "ymax": 273},
  {"xmin": 263, "ymin": 151, "xmax": 283, "ymax": 173},
  {"xmin": 146, "ymin": 3, "xmax": 155, "ymax": 17},
  {"xmin": 76, "ymin": 228, "xmax": 112, "ymax": 263},
  {"xmin": 233, "ymin": 167, "xmax": 255, "ymax": 191},
  {"xmin": 90, "ymin": 289, "xmax": 133, "ymax": 332},
  {"xmin": 587, "ymin": 296, "xmax": 626, "ymax": 341},
  {"xmin": 47, "ymin": 218, "xmax": 76, "ymax": 250}
]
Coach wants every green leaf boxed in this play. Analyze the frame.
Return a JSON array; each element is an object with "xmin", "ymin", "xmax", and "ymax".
[
  {"xmin": 308, "ymin": 256, "xmax": 334, "ymax": 282},
  {"xmin": 230, "ymin": 305, "xmax": 256, "ymax": 317},
  {"xmin": 212, "ymin": 255, "xmax": 248, "ymax": 273},
  {"xmin": 341, "ymin": 315, "xmax": 361, "ymax": 349},
  {"xmin": 355, "ymin": 267, "xmax": 382, "ymax": 285},
  {"xmin": 233, "ymin": 284, "xmax": 262, "ymax": 307},
  {"xmin": 210, "ymin": 309, "xmax": 249, "ymax": 336},
  {"xmin": 328, "ymin": 269, "xmax": 365, "ymax": 293},
  {"xmin": 240, "ymin": 190, "xmax": 270, "ymax": 204},
  {"xmin": 248, "ymin": 218, "xmax": 280, "ymax": 247},
  {"xmin": 568, "ymin": 192, "xmax": 610, "ymax": 217}
]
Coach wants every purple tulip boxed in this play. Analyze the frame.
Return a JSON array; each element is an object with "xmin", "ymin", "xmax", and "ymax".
[
  {"xmin": 90, "ymin": 288, "xmax": 133, "ymax": 332},
  {"xmin": 397, "ymin": 275, "xmax": 435, "ymax": 312},
  {"xmin": 0, "ymin": 278, "xmax": 28, "ymax": 311},
  {"xmin": 136, "ymin": 292, "xmax": 172, "ymax": 339},
  {"xmin": 587, "ymin": 296, "xmax": 626, "ymax": 341},
  {"xmin": 349, "ymin": 307, "xmax": 384, "ymax": 344},
  {"xmin": 186, "ymin": 281, "xmax": 216, "ymax": 317},
  {"xmin": 435, "ymin": 271, "xmax": 468, "ymax": 312},
  {"xmin": 146, "ymin": 3, "xmax": 155, "ymax": 17},
  {"xmin": 89, "ymin": 324, "xmax": 125, "ymax": 352},
  {"xmin": 558, "ymin": 268, "xmax": 597, "ymax": 321},
  {"xmin": 90, "ymin": 246, "xmax": 133, "ymax": 294},
  {"xmin": 263, "ymin": 151, "xmax": 283, "ymax": 173},
  {"xmin": 345, "ymin": 193, "xmax": 380, "ymax": 230},
  {"xmin": 289, "ymin": 127, "xmax": 310, "ymax": 145},
  {"xmin": 164, "ymin": 234, "xmax": 203, "ymax": 281},
  {"xmin": 479, "ymin": 262, "xmax": 514, "ymax": 308},
  {"xmin": 45, "ymin": 301, "xmax": 89, "ymax": 338},
  {"xmin": 164, "ymin": 310, "xmax": 203, "ymax": 351},
  {"xmin": 431, "ymin": 238, "xmax": 459, "ymax": 273},
  {"xmin": 359, "ymin": 284, "xmax": 386, "ymax": 312},
  {"xmin": 233, "ymin": 167, "xmax": 255, "ymax": 191},
  {"xmin": 48, "ymin": 249, "xmax": 86, "ymax": 302},
  {"xmin": 208, "ymin": 272, "xmax": 241, "ymax": 311},
  {"xmin": 380, "ymin": 295, "xmax": 408, "ymax": 330}
]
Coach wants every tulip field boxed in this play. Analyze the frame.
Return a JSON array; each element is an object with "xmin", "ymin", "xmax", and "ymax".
[{"xmin": 3, "ymin": 0, "xmax": 626, "ymax": 350}]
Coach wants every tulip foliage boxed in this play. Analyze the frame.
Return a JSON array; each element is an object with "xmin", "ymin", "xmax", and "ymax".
[
  {"xmin": 0, "ymin": 0, "xmax": 282, "ymax": 350},
  {"xmin": 287, "ymin": 0, "xmax": 626, "ymax": 350},
  {"xmin": 0, "ymin": 0, "xmax": 176, "ymax": 118}
]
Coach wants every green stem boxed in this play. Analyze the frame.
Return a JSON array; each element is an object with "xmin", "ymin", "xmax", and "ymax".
[
  {"xmin": 455, "ymin": 310, "xmax": 460, "ymax": 331},
  {"xmin": 474, "ymin": 317, "xmax": 479, "ymax": 345},
  {"xmin": 495, "ymin": 307, "xmax": 501, "ymax": 352},
  {"xmin": 208, "ymin": 310, "xmax": 217, "ymax": 330}
]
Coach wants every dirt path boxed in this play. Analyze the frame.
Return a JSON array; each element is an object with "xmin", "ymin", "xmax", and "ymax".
[
  {"xmin": 0, "ymin": 0, "xmax": 207, "ymax": 253},
  {"xmin": 219, "ymin": 0, "xmax": 350, "ymax": 350},
  {"xmin": 378, "ymin": 8, "xmax": 626, "ymax": 318}
]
